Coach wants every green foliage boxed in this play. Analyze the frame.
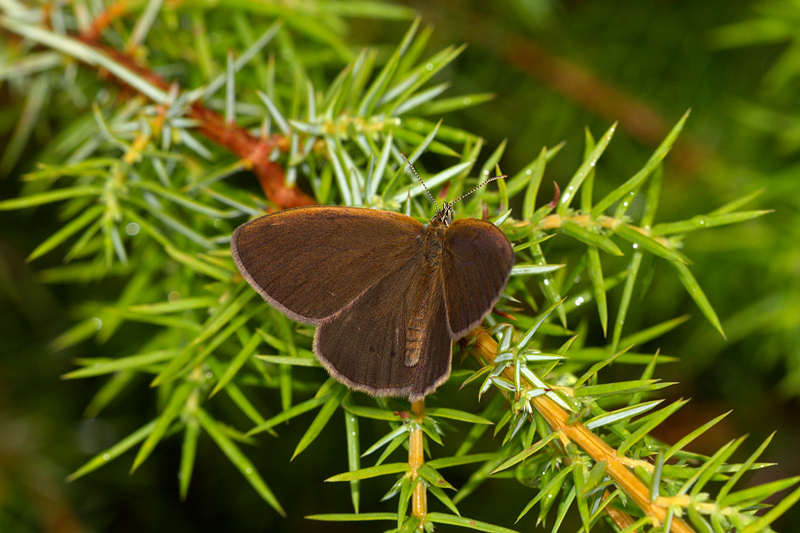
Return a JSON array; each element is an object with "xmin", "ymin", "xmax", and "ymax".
[{"xmin": 1, "ymin": 1, "xmax": 798, "ymax": 532}]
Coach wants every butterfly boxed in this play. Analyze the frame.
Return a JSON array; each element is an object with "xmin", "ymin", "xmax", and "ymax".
[{"xmin": 231, "ymin": 162, "xmax": 514, "ymax": 400}]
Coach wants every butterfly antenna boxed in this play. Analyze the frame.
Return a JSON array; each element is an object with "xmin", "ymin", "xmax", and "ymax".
[
  {"xmin": 401, "ymin": 154, "xmax": 439, "ymax": 212},
  {"xmin": 450, "ymin": 174, "xmax": 507, "ymax": 206}
]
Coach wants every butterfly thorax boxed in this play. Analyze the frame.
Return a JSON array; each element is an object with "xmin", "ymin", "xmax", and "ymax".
[{"xmin": 421, "ymin": 219, "xmax": 447, "ymax": 268}]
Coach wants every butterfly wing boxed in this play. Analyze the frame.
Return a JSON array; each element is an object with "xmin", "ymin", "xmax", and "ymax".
[
  {"xmin": 407, "ymin": 282, "xmax": 453, "ymax": 400},
  {"xmin": 314, "ymin": 260, "xmax": 452, "ymax": 401},
  {"xmin": 441, "ymin": 218, "xmax": 515, "ymax": 338},
  {"xmin": 231, "ymin": 206, "xmax": 424, "ymax": 323}
]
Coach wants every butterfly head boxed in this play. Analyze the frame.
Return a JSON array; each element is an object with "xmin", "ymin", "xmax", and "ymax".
[
  {"xmin": 432, "ymin": 202, "xmax": 455, "ymax": 226},
  {"xmin": 401, "ymin": 154, "xmax": 506, "ymax": 228}
]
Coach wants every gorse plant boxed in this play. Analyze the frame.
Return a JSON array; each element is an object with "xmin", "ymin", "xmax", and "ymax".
[{"xmin": 1, "ymin": 1, "xmax": 798, "ymax": 532}]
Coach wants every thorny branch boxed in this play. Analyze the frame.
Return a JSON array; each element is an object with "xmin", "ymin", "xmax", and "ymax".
[{"xmin": 466, "ymin": 328, "xmax": 696, "ymax": 533}]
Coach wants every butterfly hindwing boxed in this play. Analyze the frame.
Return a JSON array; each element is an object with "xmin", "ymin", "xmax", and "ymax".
[
  {"xmin": 441, "ymin": 218, "xmax": 515, "ymax": 337},
  {"xmin": 314, "ymin": 258, "xmax": 452, "ymax": 400}
]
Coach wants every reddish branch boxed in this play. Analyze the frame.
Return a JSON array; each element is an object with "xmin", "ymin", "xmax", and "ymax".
[{"xmin": 76, "ymin": 4, "xmax": 315, "ymax": 209}]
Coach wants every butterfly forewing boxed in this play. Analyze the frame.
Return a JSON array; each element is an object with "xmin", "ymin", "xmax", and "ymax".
[
  {"xmin": 231, "ymin": 206, "xmax": 424, "ymax": 323},
  {"xmin": 441, "ymin": 218, "xmax": 515, "ymax": 337}
]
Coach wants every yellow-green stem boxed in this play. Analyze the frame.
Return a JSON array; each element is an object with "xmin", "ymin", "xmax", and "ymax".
[
  {"xmin": 468, "ymin": 328, "xmax": 695, "ymax": 533},
  {"xmin": 409, "ymin": 399, "xmax": 427, "ymax": 525}
]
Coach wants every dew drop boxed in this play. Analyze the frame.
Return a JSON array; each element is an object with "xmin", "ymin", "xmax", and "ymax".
[{"xmin": 125, "ymin": 222, "xmax": 140, "ymax": 236}]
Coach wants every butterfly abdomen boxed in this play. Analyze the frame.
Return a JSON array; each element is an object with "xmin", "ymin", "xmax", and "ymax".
[
  {"xmin": 405, "ymin": 271, "xmax": 441, "ymax": 367},
  {"xmin": 405, "ymin": 222, "xmax": 448, "ymax": 367}
]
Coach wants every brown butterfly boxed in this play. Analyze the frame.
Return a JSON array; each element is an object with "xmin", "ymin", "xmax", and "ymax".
[{"xmin": 231, "ymin": 163, "xmax": 514, "ymax": 400}]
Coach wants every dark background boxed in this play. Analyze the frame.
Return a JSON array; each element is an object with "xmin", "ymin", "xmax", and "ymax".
[{"xmin": 2, "ymin": 0, "xmax": 799, "ymax": 531}]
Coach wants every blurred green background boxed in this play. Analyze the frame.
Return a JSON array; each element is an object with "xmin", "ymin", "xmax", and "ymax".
[{"xmin": 1, "ymin": 0, "xmax": 799, "ymax": 531}]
